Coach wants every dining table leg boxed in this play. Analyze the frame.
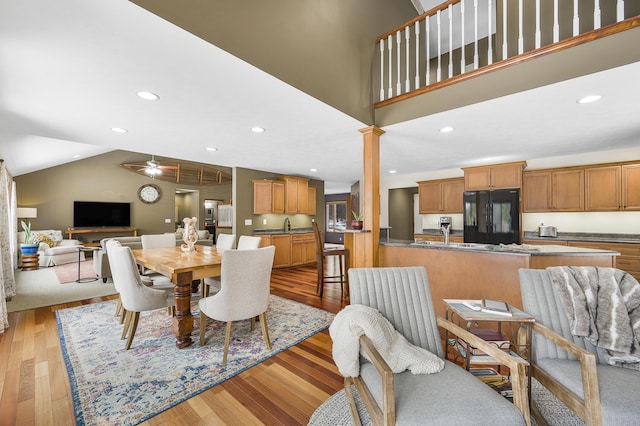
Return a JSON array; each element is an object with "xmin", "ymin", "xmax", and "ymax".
[{"xmin": 173, "ymin": 271, "xmax": 194, "ymax": 348}]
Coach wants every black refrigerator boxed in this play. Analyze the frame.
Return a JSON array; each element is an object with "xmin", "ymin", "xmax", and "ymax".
[{"xmin": 463, "ymin": 189, "xmax": 521, "ymax": 245}]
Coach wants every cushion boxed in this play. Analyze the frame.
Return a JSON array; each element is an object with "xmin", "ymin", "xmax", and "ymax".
[
  {"xmin": 196, "ymin": 230, "xmax": 210, "ymax": 240},
  {"xmin": 34, "ymin": 233, "xmax": 56, "ymax": 248}
]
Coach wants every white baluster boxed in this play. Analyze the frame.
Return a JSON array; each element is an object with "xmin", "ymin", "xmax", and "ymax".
[
  {"xmin": 518, "ymin": 0, "xmax": 524, "ymax": 54},
  {"xmin": 379, "ymin": 40, "xmax": 385, "ymax": 101},
  {"xmin": 617, "ymin": 0, "xmax": 624, "ymax": 22},
  {"xmin": 396, "ymin": 30, "xmax": 401, "ymax": 96},
  {"xmin": 535, "ymin": 0, "xmax": 541, "ymax": 48},
  {"xmin": 553, "ymin": 0, "xmax": 559, "ymax": 43},
  {"xmin": 594, "ymin": 0, "xmax": 601, "ymax": 29},
  {"xmin": 448, "ymin": 4, "xmax": 453, "ymax": 78},
  {"xmin": 426, "ymin": 18, "xmax": 431, "ymax": 86},
  {"xmin": 573, "ymin": 0, "xmax": 579, "ymax": 36},
  {"xmin": 405, "ymin": 27, "xmax": 411, "ymax": 93},
  {"xmin": 388, "ymin": 36, "xmax": 393, "ymax": 99},
  {"xmin": 437, "ymin": 10, "xmax": 442, "ymax": 82},
  {"xmin": 461, "ymin": 0, "xmax": 466, "ymax": 74},
  {"xmin": 415, "ymin": 22, "xmax": 420, "ymax": 89},
  {"xmin": 474, "ymin": 0, "xmax": 479, "ymax": 69},
  {"xmin": 487, "ymin": 0, "xmax": 493, "ymax": 65},
  {"xmin": 502, "ymin": 0, "xmax": 508, "ymax": 59}
]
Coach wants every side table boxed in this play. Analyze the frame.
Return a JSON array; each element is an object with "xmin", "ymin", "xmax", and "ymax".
[
  {"xmin": 21, "ymin": 254, "xmax": 39, "ymax": 271},
  {"xmin": 77, "ymin": 247, "xmax": 99, "ymax": 283}
]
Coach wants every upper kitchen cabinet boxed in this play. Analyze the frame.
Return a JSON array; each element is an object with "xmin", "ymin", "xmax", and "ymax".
[
  {"xmin": 307, "ymin": 185, "xmax": 317, "ymax": 215},
  {"xmin": 417, "ymin": 178, "xmax": 464, "ymax": 214},
  {"xmin": 462, "ymin": 161, "xmax": 526, "ymax": 190},
  {"xmin": 585, "ymin": 162, "xmax": 640, "ymax": 211},
  {"xmin": 253, "ymin": 180, "xmax": 285, "ymax": 214},
  {"xmin": 283, "ymin": 175, "xmax": 309, "ymax": 214},
  {"xmin": 524, "ymin": 168, "xmax": 584, "ymax": 212}
]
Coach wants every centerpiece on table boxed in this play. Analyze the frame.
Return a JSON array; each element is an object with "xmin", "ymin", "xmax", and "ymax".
[{"xmin": 181, "ymin": 216, "xmax": 199, "ymax": 252}]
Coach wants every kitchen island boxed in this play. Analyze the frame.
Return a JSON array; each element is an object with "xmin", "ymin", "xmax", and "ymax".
[{"xmin": 379, "ymin": 241, "xmax": 619, "ymax": 320}]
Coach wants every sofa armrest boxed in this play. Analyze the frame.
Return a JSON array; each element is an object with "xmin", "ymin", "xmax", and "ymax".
[{"xmin": 58, "ymin": 239, "xmax": 82, "ymax": 247}]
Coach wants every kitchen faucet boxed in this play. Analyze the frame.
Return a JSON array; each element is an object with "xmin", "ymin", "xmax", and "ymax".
[{"xmin": 441, "ymin": 225, "xmax": 450, "ymax": 245}]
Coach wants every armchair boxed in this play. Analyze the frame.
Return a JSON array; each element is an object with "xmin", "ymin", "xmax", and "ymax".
[
  {"xmin": 18, "ymin": 229, "xmax": 83, "ymax": 267},
  {"xmin": 342, "ymin": 266, "xmax": 529, "ymax": 425},
  {"xmin": 519, "ymin": 268, "xmax": 640, "ymax": 426}
]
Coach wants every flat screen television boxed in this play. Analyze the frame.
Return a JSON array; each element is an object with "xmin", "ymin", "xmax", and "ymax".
[{"xmin": 73, "ymin": 201, "xmax": 131, "ymax": 228}]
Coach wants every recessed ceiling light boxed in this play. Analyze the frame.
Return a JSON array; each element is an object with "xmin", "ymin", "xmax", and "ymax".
[
  {"xmin": 389, "ymin": 170, "xmax": 397, "ymax": 174},
  {"xmin": 310, "ymin": 168, "xmax": 317, "ymax": 172},
  {"xmin": 251, "ymin": 126, "xmax": 265, "ymax": 133},
  {"xmin": 136, "ymin": 91, "xmax": 160, "ymax": 101},
  {"xmin": 72, "ymin": 154, "xmax": 80, "ymax": 159},
  {"xmin": 111, "ymin": 127, "xmax": 128, "ymax": 133},
  {"xmin": 440, "ymin": 126, "xmax": 454, "ymax": 133},
  {"xmin": 577, "ymin": 95, "xmax": 602, "ymax": 104},
  {"xmin": 206, "ymin": 147, "xmax": 218, "ymax": 152}
]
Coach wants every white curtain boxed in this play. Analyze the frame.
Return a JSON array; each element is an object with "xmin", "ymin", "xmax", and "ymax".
[{"xmin": 0, "ymin": 160, "xmax": 16, "ymax": 332}]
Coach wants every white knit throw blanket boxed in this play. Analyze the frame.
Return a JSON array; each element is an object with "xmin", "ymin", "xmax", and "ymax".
[
  {"xmin": 547, "ymin": 266, "xmax": 640, "ymax": 370},
  {"xmin": 329, "ymin": 304, "xmax": 444, "ymax": 377}
]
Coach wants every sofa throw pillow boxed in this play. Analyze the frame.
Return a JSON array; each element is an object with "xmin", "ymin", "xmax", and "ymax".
[
  {"xmin": 196, "ymin": 230, "xmax": 210, "ymax": 240},
  {"xmin": 34, "ymin": 233, "xmax": 56, "ymax": 249}
]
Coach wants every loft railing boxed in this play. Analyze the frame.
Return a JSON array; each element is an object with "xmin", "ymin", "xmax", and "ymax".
[{"xmin": 375, "ymin": 0, "xmax": 638, "ymax": 106}]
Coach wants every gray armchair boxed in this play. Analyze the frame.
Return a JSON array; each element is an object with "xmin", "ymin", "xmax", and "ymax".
[
  {"xmin": 519, "ymin": 268, "xmax": 640, "ymax": 426},
  {"xmin": 344, "ymin": 266, "xmax": 529, "ymax": 425}
]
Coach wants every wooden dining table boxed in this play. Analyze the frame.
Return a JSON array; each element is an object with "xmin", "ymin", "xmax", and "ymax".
[{"xmin": 131, "ymin": 246, "xmax": 222, "ymax": 348}]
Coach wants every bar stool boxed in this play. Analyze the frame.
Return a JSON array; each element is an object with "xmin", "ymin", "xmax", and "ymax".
[{"xmin": 312, "ymin": 221, "xmax": 349, "ymax": 299}]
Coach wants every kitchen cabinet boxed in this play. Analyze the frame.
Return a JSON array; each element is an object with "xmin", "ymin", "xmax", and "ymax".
[
  {"xmin": 523, "ymin": 168, "xmax": 584, "ymax": 212},
  {"xmin": 283, "ymin": 176, "xmax": 309, "ymax": 214},
  {"xmin": 585, "ymin": 165, "xmax": 621, "ymax": 211},
  {"xmin": 462, "ymin": 161, "xmax": 526, "ymax": 190},
  {"xmin": 417, "ymin": 178, "xmax": 464, "ymax": 214},
  {"xmin": 271, "ymin": 234, "xmax": 291, "ymax": 268},
  {"xmin": 252, "ymin": 180, "xmax": 284, "ymax": 214},
  {"xmin": 567, "ymin": 241, "xmax": 640, "ymax": 282},
  {"xmin": 622, "ymin": 163, "xmax": 640, "ymax": 210},
  {"xmin": 255, "ymin": 232, "xmax": 316, "ymax": 268},
  {"xmin": 291, "ymin": 233, "xmax": 316, "ymax": 266},
  {"xmin": 307, "ymin": 186, "xmax": 317, "ymax": 215}
]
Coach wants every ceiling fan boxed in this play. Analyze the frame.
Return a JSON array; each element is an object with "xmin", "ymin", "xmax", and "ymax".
[
  {"xmin": 144, "ymin": 155, "xmax": 164, "ymax": 175},
  {"xmin": 120, "ymin": 155, "xmax": 179, "ymax": 178}
]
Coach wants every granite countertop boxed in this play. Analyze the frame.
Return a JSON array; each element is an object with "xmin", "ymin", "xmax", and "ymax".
[
  {"xmin": 382, "ymin": 240, "xmax": 620, "ymax": 256},
  {"xmin": 522, "ymin": 231, "xmax": 640, "ymax": 244},
  {"xmin": 253, "ymin": 227, "xmax": 314, "ymax": 235}
]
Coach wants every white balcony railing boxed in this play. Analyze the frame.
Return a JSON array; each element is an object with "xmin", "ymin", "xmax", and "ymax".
[{"xmin": 376, "ymin": 0, "xmax": 634, "ymax": 103}]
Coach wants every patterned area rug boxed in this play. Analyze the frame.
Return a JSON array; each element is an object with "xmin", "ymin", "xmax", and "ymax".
[
  {"xmin": 56, "ymin": 295, "xmax": 334, "ymax": 425},
  {"xmin": 54, "ymin": 260, "xmax": 98, "ymax": 284}
]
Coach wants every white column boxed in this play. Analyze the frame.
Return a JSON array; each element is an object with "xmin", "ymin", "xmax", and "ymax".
[
  {"xmin": 426, "ymin": 18, "xmax": 431, "ymax": 85},
  {"xmin": 535, "ymin": 0, "xmax": 541, "ymax": 48},
  {"xmin": 387, "ymin": 36, "xmax": 393, "ymax": 99},
  {"xmin": 437, "ymin": 10, "xmax": 442, "ymax": 82},
  {"xmin": 405, "ymin": 27, "xmax": 411, "ymax": 93},
  {"xmin": 487, "ymin": 0, "xmax": 493, "ymax": 65},
  {"xmin": 379, "ymin": 40, "xmax": 385, "ymax": 101},
  {"xmin": 396, "ymin": 30, "xmax": 401, "ymax": 96},
  {"xmin": 502, "ymin": 0, "xmax": 508, "ymax": 59},
  {"xmin": 518, "ymin": 0, "xmax": 524, "ymax": 54},
  {"xmin": 415, "ymin": 22, "xmax": 421, "ymax": 89},
  {"xmin": 448, "ymin": 4, "xmax": 453, "ymax": 78},
  {"xmin": 461, "ymin": 0, "xmax": 466, "ymax": 74},
  {"xmin": 594, "ymin": 0, "xmax": 601, "ymax": 29},
  {"xmin": 553, "ymin": 0, "xmax": 559, "ymax": 43},
  {"xmin": 573, "ymin": 0, "xmax": 580, "ymax": 37}
]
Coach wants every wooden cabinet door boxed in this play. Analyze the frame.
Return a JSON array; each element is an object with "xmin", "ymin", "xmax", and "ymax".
[
  {"xmin": 442, "ymin": 178, "xmax": 464, "ymax": 213},
  {"xmin": 272, "ymin": 234, "xmax": 291, "ymax": 268},
  {"xmin": 255, "ymin": 235, "xmax": 272, "ymax": 248},
  {"xmin": 490, "ymin": 163, "xmax": 523, "ymax": 189},
  {"xmin": 290, "ymin": 240, "xmax": 304, "ymax": 266},
  {"xmin": 585, "ymin": 165, "xmax": 621, "ymax": 211},
  {"xmin": 284, "ymin": 179, "xmax": 299, "ymax": 214},
  {"xmin": 253, "ymin": 181, "xmax": 273, "ymax": 214},
  {"xmin": 523, "ymin": 172, "xmax": 551, "ymax": 212},
  {"xmin": 464, "ymin": 167, "xmax": 492, "ymax": 191},
  {"xmin": 622, "ymin": 163, "xmax": 640, "ymax": 210},
  {"xmin": 272, "ymin": 181, "xmax": 285, "ymax": 214},
  {"xmin": 304, "ymin": 238, "xmax": 316, "ymax": 264},
  {"xmin": 297, "ymin": 180, "xmax": 309, "ymax": 214},
  {"xmin": 551, "ymin": 169, "xmax": 584, "ymax": 211},
  {"xmin": 418, "ymin": 181, "xmax": 442, "ymax": 213},
  {"xmin": 307, "ymin": 186, "xmax": 317, "ymax": 215}
]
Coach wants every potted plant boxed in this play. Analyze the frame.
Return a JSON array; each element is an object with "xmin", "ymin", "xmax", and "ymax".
[
  {"xmin": 20, "ymin": 220, "xmax": 40, "ymax": 255},
  {"xmin": 351, "ymin": 211, "xmax": 363, "ymax": 230}
]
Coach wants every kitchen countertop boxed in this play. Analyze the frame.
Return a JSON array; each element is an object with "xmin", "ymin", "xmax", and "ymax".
[
  {"xmin": 381, "ymin": 240, "xmax": 620, "ymax": 256},
  {"xmin": 253, "ymin": 228, "xmax": 314, "ymax": 235},
  {"xmin": 523, "ymin": 231, "xmax": 640, "ymax": 244}
]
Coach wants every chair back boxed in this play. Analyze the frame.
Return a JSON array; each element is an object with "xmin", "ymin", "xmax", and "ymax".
[
  {"xmin": 312, "ymin": 221, "xmax": 323, "ymax": 258},
  {"xmin": 109, "ymin": 245, "xmax": 172, "ymax": 312},
  {"xmin": 237, "ymin": 235, "xmax": 262, "ymax": 250},
  {"xmin": 348, "ymin": 266, "xmax": 444, "ymax": 358},
  {"xmin": 105, "ymin": 239, "xmax": 123, "ymax": 291},
  {"xmin": 518, "ymin": 268, "xmax": 602, "ymax": 363},
  {"xmin": 141, "ymin": 233, "xmax": 175, "ymax": 249},
  {"xmin": 215, "ymin": 233, "xmax": 236, "ymax": 253},
  {"xmin": 200, "ymin": 246, "xmax": 275, "ymax": 322}
]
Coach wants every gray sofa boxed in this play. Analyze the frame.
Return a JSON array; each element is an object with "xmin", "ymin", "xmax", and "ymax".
[{"xmin": 93, "ymin": 232, "xmax": 213, "ymax": 282}]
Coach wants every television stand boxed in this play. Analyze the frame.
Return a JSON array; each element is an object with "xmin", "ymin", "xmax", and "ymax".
[{"xmin": 66, "ymin": 227, "xmax": 138, "ymax": 246}]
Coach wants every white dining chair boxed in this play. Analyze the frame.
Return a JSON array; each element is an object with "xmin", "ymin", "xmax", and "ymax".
[
  {"xmin": 140, "ymin": 233, "xmax": 176, "ymax": 289},
  {"xmin": 199, "ymin": 246, "xmax": 275, "ymax": 365},
  {"xmin": 201, "ymin": 233, "xmax": 237, "ymax": 297},
  {"xmin": 109, "ymin": 244, "xmax": 175, "ymax": 350}
]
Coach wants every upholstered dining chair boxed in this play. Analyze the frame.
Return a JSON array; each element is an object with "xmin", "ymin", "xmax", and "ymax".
[
  {"xmin": 139, "ymin": 233, "xmax": 176, "ymax": 287},
  {"xmin": 312, "ymin": 221, "xmax": 349, "ymax": 299},
  {"xmin": 201, "ymin": 233, "xmax": 237, "ymax": 297},
  {"xmin": 519, "ymin": 268, "xmax": 640, "ymax": 426},
  {"xmin": 199, "ymin": 246, "xmax": 275, "ymax": 365},
  {"xmin": 109, "ymin": 244, "xmax": 175, "ymax": 350},
  {"xmin": 344, "ymin": 266, "xmax": 529, "ymax": 426}
]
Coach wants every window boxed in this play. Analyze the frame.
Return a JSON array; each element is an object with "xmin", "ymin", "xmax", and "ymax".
[{"xmin": 326, "ymin": 201, "xmax": 347, "ymax": 232}]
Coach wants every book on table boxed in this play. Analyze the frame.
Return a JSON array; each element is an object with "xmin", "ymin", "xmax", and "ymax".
[
  {"xmin": 481, "ymin": 299, "xmax": 512, "ymax": 316},
  {"xmin": 457, "ymin": 328, "xmax": 510, "ymax": 355}
]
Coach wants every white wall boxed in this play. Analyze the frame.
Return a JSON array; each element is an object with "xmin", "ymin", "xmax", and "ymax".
[{"xmin": 381, "ymin": 146, "xmax": 640, "ymax": 235}]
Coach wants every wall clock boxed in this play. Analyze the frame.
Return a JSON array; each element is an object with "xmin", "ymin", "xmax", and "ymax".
[{"xmin": 138, "ymin": 183, "xmax": 162, "ymax": 204}]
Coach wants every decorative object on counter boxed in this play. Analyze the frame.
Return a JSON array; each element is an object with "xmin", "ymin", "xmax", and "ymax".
[
  {"xmin": 181, "ymin": 217, "xmax": 199, "ymax": 252},
  {"xmin": 351, "ymin": 210, "xmax": 363, "ymax": 230}
]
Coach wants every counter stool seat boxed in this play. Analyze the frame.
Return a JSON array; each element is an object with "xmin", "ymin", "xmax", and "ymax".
[{"xmin": 312, "ymin": 221, "xmax": 349, "ymax": 299}]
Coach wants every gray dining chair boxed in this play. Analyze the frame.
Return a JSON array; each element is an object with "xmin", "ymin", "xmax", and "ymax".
[
  {"xmin": 199, "ymin": 246, "xmax": 275, "ymax": 365},
  {"xmin": 343, "ymin": 266, "xmax": 529, "ymax": 425}
]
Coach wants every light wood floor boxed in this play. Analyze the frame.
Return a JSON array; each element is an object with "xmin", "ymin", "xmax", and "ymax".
[{"xmin": 0, "ymin": 264, "xmax": 349, "ymax": 425}]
